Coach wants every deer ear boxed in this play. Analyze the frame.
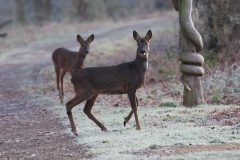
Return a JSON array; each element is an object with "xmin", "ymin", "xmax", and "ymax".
[
  {"xmin": 87, "ymin": 34, "xmax": 94, "ymax": 43},
  {"xmin": 77, "ymin": 34, "xmax": 84, "ymax": 44},
  {"xmin": 145, "ymin": 30, "xmax": 152, "ymax": 41},
  {"xmin": 133, "ymin": 30, "xmax": 140, "ymax": 41}
]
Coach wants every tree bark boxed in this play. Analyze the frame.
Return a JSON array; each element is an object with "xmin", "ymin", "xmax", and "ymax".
[{"xmin": 173, "ymin": 0, "xmax": 205, "ymax": 107}]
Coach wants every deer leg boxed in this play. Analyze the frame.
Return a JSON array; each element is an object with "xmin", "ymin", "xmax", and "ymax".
[
  {"xmin": 124, "ymin": 111, "xmax": 133, "ymax": 127},
  {"xmin": 54, "ymin": 65, "xmax": 62, "ymax": 103},
  {"xmin": 127, "ymin": 91, "xmax": 141, "ymax": 130},
  {"xmin": 60, "ymin": 70, "xmax": 66, "ymax": 103},
  {"xmin": 66, "ymin": 94, "xmax": 90, "ymax": 135},
  {"xmin": 83, "ymin": 95, "xmax": 107, "ymax": 131},
  {"xmin": 124, "ymin": 97, "xmax": 138, "ymax": 126}
]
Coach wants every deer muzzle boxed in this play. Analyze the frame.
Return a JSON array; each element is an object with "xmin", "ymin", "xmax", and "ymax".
[{"xmin": 139, "ymin": 50, "xmax": 147, "ymax": 58}]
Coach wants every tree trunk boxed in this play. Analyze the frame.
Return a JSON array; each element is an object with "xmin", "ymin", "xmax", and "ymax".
[
  {"xmin": 16, "ymin": 0, "xmax": 26, "ymax": 24},
  {"xmin": 173, "ymin": 0, "xmax": 205, "ymax": 107}
]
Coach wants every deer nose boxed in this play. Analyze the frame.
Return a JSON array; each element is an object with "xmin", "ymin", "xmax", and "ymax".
[
  {"xmin": 140, "ymin": 50, "xmax": 146, "ymax": 54},
  {"xmin": 85, "ymin": 51, "xmax": 89, "ymax": 54}
]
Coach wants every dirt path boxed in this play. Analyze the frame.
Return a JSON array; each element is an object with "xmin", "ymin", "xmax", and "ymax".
[
  {"xmin": 0, "ymin": 13, "xmax": 176, "ymax": 159},
  {"xmin": 0, "ymin": 61, "xmax": 91, "ymax": 159}
]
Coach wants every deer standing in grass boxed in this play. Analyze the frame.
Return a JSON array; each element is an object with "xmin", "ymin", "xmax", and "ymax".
[
  {"xmin": 66, "ymin": 30, "xmax": 152, "ymax": 135},
  {"xmin": 52, "ymin": 34, "xmax": 94, "ymax": 103}
]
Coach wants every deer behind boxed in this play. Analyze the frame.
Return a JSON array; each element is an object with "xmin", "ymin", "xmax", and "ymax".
[
  {"xmin": 52, "ymin": 34, "xmax": 94, "ymax": 103},
  {"xmin": 66, "ymin": 30, "xmax": 152, "ymax": 135}
]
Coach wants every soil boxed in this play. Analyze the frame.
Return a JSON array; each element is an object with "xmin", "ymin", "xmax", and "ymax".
[{"xmin": 0, "ymin": 62, "xmax": 90, "ymax": 159}]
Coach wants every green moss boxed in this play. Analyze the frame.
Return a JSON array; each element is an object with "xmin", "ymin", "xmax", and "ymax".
[
  {"xmin": 211, "ymin": 95, "xmax": 222, "ymax": 104},
  {"xmin": 160, "ymin": 99, "xmax": 178, "ymax": 107},
  {"xmin": 149, "ymin": 144, "xmax": 161, "ymax": 150}
]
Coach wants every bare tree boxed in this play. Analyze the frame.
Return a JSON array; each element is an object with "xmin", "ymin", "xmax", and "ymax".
[
  {"xmin": 33, "ymin": 0, "xmax": 52, "ymax": 25},
  {"xmin": 72, "ymin": 0, "xmax": 88, "ymax": 19},
  {"xmin": 16, "ymin": 0, "xmax": 26, "ymax": 24}
]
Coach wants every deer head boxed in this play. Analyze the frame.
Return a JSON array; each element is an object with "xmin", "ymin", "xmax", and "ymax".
[
  {"xmin": 77, "ymin": 34, "xmax": 94, "ymax": 55},
  {"xmin": 133, "ymin": 30, "xmax": 152, "ymax": 59}
]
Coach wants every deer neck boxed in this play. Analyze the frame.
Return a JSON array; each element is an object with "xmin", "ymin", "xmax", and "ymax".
[
  {"xmin": 77, "ymin": 51, "xmax": 87, "ymax": 60},
  {"xmin": 134, "ymin": 53, "xmax": 148, "ymax": 72},
  {"xmin": 74, "ymin": 52, "xmax": 86, "ymax": 69}
]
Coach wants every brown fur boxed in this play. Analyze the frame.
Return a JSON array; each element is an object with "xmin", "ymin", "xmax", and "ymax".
[
  {"xmin": 66, "ymin": 30, "xmax": 152, "ymax": 135},
  {"xmin": 52, "ymin": 34, "xmax": 94, "ymax": 103}
]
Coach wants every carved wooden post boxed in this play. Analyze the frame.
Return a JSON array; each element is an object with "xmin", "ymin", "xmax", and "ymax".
[{"xmin": 172, "ymin": 0, "xmax": 204, "ymax": 107}]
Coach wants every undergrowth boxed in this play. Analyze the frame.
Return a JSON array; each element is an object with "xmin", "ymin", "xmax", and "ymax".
[{"xmin": 203, "ymin": 62, "xmax": 240, "ymax": 105}]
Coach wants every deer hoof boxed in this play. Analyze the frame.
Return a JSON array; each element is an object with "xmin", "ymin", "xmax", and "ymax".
[
  {"xmin": 72, "ymin": 129, "xmax": 78, "ymax": 135},
  {"xmin": 74, "ymin": 132, "xmax": 78, "ymax": 136},
  {"xmin": 136, "ymin": 126, "xmax": 141, "ymax": 130},
  {"xmin": 101, "ymin": 127, "xmax": 107, "ymax": 132},
  {"xmin": 124, "ymin": 118, "xmax": 128, "ymax": 127}
]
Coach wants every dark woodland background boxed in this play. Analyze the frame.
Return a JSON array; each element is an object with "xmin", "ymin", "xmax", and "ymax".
[
  {"xmin": 1, "ymin": 0, "xmax": 239, "ymax": 61},
  {"xmin": 0, "ymin": 0, "xmax": 239, "ymax": 105}
]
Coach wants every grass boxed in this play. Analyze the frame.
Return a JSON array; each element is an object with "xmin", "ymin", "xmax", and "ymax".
[
  {"xmin": 30, "ymin": 62, "xmax": 240, "ymax": 160},
  {"xmin": 37, "ymin": 63, "xmax": 240, "ymax": 160},
  {"xmin": 37, "ymin": 60, "xmax": 240, "ymax": 159},
  {"xmin": 46, "ymin": 99, "xmax": 240, "ymax": 160},
  {"xmin": 203, "ymin": 63, "xmax": 240, "ymax": 105},
  {"xmin": 160, "ymin": 150, "xmax": 240, "ymax": 160},
  {"xmin": 159, "ymin": 99, "xmax": 178, "ymax": 107}
]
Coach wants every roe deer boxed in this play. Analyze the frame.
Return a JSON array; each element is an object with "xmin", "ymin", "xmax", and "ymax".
[
  {"xmin": 52, "ymin": 34, "xmax": 94, "ymax": 103},
  {"xmin": 66, "ymin": 30, "xmax": 152, "ymax": 135}
]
